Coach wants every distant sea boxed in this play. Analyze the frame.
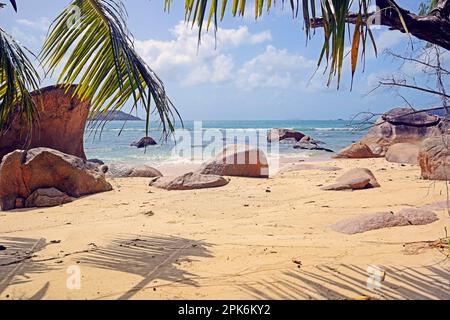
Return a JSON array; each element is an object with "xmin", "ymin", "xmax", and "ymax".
[{"xmin": 84, "ymin": 120, "xmax": 368, "ymax": 166}]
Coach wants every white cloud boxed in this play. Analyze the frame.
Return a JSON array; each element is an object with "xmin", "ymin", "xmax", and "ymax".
[
  {"xmin": 10, "ymin": 17, "xmax": 50, "ymax": 47},
  {"xmin": 135, "ymin": 21, "xmax": 271, "ymax": 86},
  {"xmin": 16, "ymin": 17, "xmax": 51, "ymax": 32},
  {"xmin": 236, "ymin": 45, "xmax": 316, "ymax": 89},
  {"xmin": 366, "ymin": 29, "xmax": 407, "ymax": 59}
]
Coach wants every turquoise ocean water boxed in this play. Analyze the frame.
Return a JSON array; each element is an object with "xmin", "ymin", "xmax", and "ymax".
[{"xmin": 84, "ymin": 120, "xmax": 368, "ymax": 165}]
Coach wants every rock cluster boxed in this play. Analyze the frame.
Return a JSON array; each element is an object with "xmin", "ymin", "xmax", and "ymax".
[{"xmin": 0, "ymin": 148, "xmax": 112, "ymax": 211}]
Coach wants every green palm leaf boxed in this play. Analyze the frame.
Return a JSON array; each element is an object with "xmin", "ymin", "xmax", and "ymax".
[
  {"xmin": 169, "ymin": 0, "xmax": 389, "ymax": 88},
  {"xmin": 0, "ymin": 27, "xmax": 40, "ymax": 134},
  {"xmin": 41, "ymin": 0, "xmax": 181, "ymax": 138}
]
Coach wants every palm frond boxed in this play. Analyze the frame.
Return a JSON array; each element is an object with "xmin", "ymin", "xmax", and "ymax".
[
  {"xmin": 166, "ymin": 0, "xmax": 384, "ymax": 88},
  {"xmin": 41, "ymin": 0, "xmax": 181, "ymax": 138},
  {"xmin": 0, "ymin": 27, "xmax": 40, "ymax": 134},
  {"xmin": 9, "ymin": 0, "xmax": 17, "ymax": 11}
]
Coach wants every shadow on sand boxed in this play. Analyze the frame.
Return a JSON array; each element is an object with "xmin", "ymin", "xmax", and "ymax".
[
  {"xmin": 79, "ymin": 234, "xmax": 212, "ymax": 300},
  {"xmin": 0, "ymin": 237, "xmax": 52, "ymax": 299},
  {"xmin": 238, "ymin": 263, "xmax": 450, "ymax": 300}
]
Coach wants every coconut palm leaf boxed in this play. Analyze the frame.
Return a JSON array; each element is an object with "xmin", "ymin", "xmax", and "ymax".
[
  {"xmin": 0, "ymin": 0, "xmax": 17, "ymax": 11},
  {"xmin": 0, "ymin": 27, "xmax": 40, "ymax": 134},
  {"xmin": 165, "ymin": 0, "xmax": 382, "ymax": 88},
  {"xmin": 41, "ymin": 0, "xmax": 180, "ymax": 138},
  {"xmin": 9, "ymin": 0, "xmax": 17, "ymax": 11}
]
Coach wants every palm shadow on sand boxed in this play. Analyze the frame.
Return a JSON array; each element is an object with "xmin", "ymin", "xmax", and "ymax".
[
  {"xmin": 79, "ymin": 234, "xmax": 212, "ymax": 300},
  {"xmin": 238, "ymin": 264, "xmax": 450, "ymax": 300},
  {"xmin": 0, "ymin": 237, "xmax": 53, "ymax": 299}
]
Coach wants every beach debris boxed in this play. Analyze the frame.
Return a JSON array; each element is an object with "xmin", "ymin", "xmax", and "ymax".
[
  {"xmin": 131, "ymin": 136, "xmax": 157, "ymax": 148},
  {"xmin": 322, "ymin": 168, "xmax": 380, "ymax": 191},
  {"xmin": 385, "ymin": 143, "xmax": 420, "ymax": 165},
  {"xmin": 199, "ymin": 144, "xmax": 269, "ymax": 178},
  {"xmin": 267, "ymin": 128, "xmax": 305, "ymax": 143},
  {"xmin": 143, "ymin": 211, "xmax": 155, "ymax": 217},
  {"xmin": 0, "ymin": 245, "xmax": 6, "ymax": 251},
  {"xmin": 419, "ymin": 135, "xmax": 450, "ymax": 181},
  {"xmin": 50, "ymin": 240, "xmax": 62, "ymax": 244},
  {"xmin": 293, "ymin": 143, "xmax": 334, "ymax": 153},
  {"xmin": 292, "ymin": 258, "xmax": 302, "ymax": 266},
  {"xmin": 0, "ymin": 148, "xmax": 112, "ymax": 211},
  {"xmin": 150, "ymin": 172, "xmax": 229, "ymax": 190},
  {"xmin": 107, "ymin": 163, "xmax": 162, "ymax": 178},
  {"xmin": 25, "ymin": 188, "xmax": 73, "ymax": 208},
  {"xmin": 403, "ymin": 239, "xmax": 449, "ymax": 255},
  {"xmin": 331, "ymin": 209, "xmax": 438, "ymax": 235}
]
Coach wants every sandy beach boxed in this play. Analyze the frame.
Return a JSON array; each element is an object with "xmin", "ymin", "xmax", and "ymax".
[{"xmin": 1, "ymin": 157, "xmax": 448, "ymax": 300}]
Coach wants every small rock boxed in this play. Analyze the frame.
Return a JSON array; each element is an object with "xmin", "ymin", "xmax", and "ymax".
[
  {"xmin": 25, "ymin": 188, "xmax": 73, "ymax": 208},
  {"xmin": 88, "ymin": 159, "xmax": 105, "ymax": 165},
  {"xmin": 107, "ymin": 164, "xmax": 162, "ymax": 178},
  {"xmin": 322, "ymin": 168, "xmax": 380, "ymax": 191},
  {"xmin": 150, "ymin": 172, "xmax": 229, "ymax": 190},
  {"xmin": 331, "ymin": 212, "xmax": 408, "ymax": 234},
  {"xmin": 397, "ymin": 208, "xmax": 439, "ymax": 225},
  {"xmin": 331, "ymin": 208, "xmax": 439, "ymax": 235},
  {"xmin": 267, "ymin": 129, "xmax": 305, "ymax": 142},
  {"xmin": 0, "ymin": 245, "xmax": 6, "ymax": 251},
  {"xmin": 131, "ymin": 137, "xmax": 157, "ymax": 148},
  {"xmin": 334, "ymin": 142, "xmax": 377, "ymax": 159}
]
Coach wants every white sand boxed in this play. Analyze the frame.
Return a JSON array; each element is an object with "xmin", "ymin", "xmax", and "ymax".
[{"xmin": 0, "ymin": 158, "xmax": 449, "ymax": 300}]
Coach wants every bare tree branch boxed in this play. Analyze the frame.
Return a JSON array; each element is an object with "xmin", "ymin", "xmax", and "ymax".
[
  {"xmin": 311, "ymin": 0, "xmax": 450, "ymax": 50},
  {"xmin": 378, "ymin": 80, "xmax": 450, "ymax": 98},
  {"xmin": 385, "ymin": 49, "xmax": 450, "ymax": 74}
]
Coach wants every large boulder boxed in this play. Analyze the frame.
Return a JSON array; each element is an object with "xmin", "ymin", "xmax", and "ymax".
[
  {"xmin": 418, "ymin": 135, "xmax": 450, "ymax": 180},
  {"xmin": 150, "ymin": 172, "xmax": 229, "ymax": 191},
  {"xmin": 0, "ymin": 148, "xmax": 112, "ymax": 211},
  {"xmin": 385, "ymin": 143, "xmax": 420, "ymax": 165},
  {"xmin": 25, "ymin": 188, "xmax": 73, "ymax": 208},
  {"xmin": 334, "ymin": 142, "xmax": 379, "ymax": 159},
  {"xmin": 131, "ymin": 137, "xmax": 157, "ymax": 148},
  {"xmin": 107, "ymin": 164, "xmax": 163, "ymax": 178},
  {"xmin": 267, "ymin": 129, "xmax": 305, "ymax": 143},
  {"xmin": 331, "ymin": 209, "xmax": 438, "ymax": 234},
  {"xmin": 0, "ymin": 85, "xmax": 90, "ymax": 162},
  {"xmin": 199, "ymin": 145, "xmax": 269, "ymax": 178},
  {"xmin": 336, "ymin": 108, "xmax": 445, "ymax": 158},
  {"xmin": 322, "ymin": 168, "xmax": 380, "ymax": 191}
]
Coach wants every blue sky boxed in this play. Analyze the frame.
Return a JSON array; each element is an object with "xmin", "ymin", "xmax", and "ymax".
[{"xmin": 1, "ymin": 0, "xmax": 446, "ymax": 120}]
